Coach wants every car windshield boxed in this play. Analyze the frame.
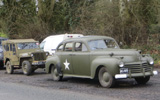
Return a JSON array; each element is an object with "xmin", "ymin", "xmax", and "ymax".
[
  {"xmin": 17, "ymin": 42, "xmax": 39, "ymax": 50},
  {"xmin": 88, "ymin": 39, "xmax": 119, "ymax": 50}
]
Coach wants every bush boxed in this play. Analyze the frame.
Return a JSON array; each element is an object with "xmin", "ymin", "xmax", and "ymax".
[{"xmin": 0, "ymin": 32, "xmax": 8, "ymax": 38}]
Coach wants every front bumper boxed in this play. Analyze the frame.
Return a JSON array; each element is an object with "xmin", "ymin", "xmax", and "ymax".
[
  {"xmin": 115, "ymin": 70, "xmax": 158, "ymax": 79},
  {"xmin": 32, "ymin": 61, "xmax": 46, "ymax": 66}
]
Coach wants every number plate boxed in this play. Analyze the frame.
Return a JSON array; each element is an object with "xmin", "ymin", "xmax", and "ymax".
[{"xmin": 120, "ymin": 68, "xmax": 128, "ymax": 74}]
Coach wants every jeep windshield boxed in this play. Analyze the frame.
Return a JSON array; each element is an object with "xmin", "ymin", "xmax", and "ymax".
[
  {"xmin": 88, "ymin": 39, "xmax": 119, "ymax": 50},
  {"xmin": 17, "ymin": 42, "xmax": 39, "ymax": 50}
]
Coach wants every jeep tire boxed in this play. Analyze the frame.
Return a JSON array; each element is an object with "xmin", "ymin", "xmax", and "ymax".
[
  {"xmin": 6, "ymin": 61, "xmax": 14, "ymax": 74},
  {"xmin": 135, "ymin": 76, "xmax": 150, "ymax": 84},
  {"xmin": 22, "ymin": 61, "xmax": 32, "ymax": 76},
  {"xmin": 51, "ymin": 65, "xmax": 63, "ymax": 81},
  {"xmin": 98, "ymin": 67, "xmax": 115, "ymax": 88}
]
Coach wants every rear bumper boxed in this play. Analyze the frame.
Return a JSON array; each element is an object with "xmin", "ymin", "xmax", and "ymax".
[{"xmin": 115, "ymin": 70, "xmax": 158, "ymax": 79}]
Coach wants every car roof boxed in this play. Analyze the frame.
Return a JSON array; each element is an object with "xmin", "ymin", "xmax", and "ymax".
[
  {"xmin": 43, "ymin": 34, "xmax": 83, "ymax": 41},
  {"xmin": 62, "ymin": 36, "xmax": 114, "ymax": 43},
  {"xmin": 2, "ymin": 39, "xmax": 38, "ymax": 44}
]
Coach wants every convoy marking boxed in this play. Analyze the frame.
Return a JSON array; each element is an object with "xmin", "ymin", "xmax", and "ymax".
[{"xmin": 64, "ymin": 59, "xmax": 70, "ymax": 70}]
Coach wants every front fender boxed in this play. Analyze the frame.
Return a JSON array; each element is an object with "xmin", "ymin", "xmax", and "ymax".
[
  {"xmin": 91, "ymin": 57, "xmax": 121, "ymax": 78},
  {"xmin": 45, "ymin": 55, "xmax": 60, "ymax": 73}
]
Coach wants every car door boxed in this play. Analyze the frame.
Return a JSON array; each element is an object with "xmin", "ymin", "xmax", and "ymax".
[
  {"xmin": 9, "ymin": 44, "xmax": 19, "ymax": 65},
  {"xmin": 72, "ymin": 42, "xmax": 90, "ymax": 76},
  {"xmin": 60, "ymin": 42, "xmax": 74, "ymax": 74},
  {"xmin": 4, "ymin": 43, "xmax": 18, "ymax": 65}
]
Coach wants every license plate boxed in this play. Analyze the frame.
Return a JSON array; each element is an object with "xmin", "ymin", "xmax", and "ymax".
[
  {"xmin": 120, "ymin": 68, "xmax": 128, "ymax": 74},
  {"xmin": 32, "ymin": 61, "xmax": 45, "ymax": 65}
]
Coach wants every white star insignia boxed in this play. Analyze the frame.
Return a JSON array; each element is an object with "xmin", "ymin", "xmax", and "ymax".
[{"xmin": 64, "ymin": 59, "xmax": 70, "ymax": 70}]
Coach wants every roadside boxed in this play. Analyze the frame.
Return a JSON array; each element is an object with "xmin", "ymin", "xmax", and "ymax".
[{"xmin": 0, "ymin": 68, "xmax": 160, "ymax": 100}]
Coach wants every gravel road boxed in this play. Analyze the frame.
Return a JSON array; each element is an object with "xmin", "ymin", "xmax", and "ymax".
[{"xmin": 0, "ymin": 68, "xmax": 160, "ymax": 100}]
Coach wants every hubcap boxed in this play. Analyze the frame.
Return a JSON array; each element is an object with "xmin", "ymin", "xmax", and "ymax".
[
  {"xmin": 54, "ymin": 68, "xmax": 58, "ymax": 77},
  {"xmin": 7, "ymin": 63, "xmax": 11, "ymax": 73},
  {"xmin": 102, "ymin": 72, "xmax": 109, "ymax": 82},
  {"xmin": 23, "ymin": 64, "xmax": 27, "ymax": 73}
]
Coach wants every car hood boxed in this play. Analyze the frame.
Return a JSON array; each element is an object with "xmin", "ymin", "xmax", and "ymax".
[
  {"xmin": 91, "ymin": 49, "xmax": 142, "ymax": 63},
  {"xmin": 19, "ymin": 49, "xmax": 45, "ymax": 57}
]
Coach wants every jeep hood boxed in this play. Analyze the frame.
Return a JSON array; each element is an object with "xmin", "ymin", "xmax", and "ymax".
[
  {"xmin": 91, "ymin": 49, "xmax": 141, "ymax": 63},
  {"xmin": 19, "ymin": 49, "xmax": 44, "ymax": 57}
]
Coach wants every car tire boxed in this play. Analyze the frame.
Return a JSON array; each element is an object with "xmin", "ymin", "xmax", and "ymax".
[
  {"xmin": 6, "ymin": 61, "xmax": 14, "ymax": 74},
  {"xmin": 51, "ymin": 65, "xmax": 63, "ymax": 81},
  {"xmin": 22, "ymin": 61, "xmax": 32, "ymax": 76},
  {"xmin": 98, "ymin": 67, "xmax": 115, "ymax": 88},
  {"xmin": 135, "ymin": 76, "xmax": 150, "ymax": 84}
]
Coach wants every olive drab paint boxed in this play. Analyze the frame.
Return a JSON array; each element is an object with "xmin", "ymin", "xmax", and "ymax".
[
  {"xmin": 2, "ymin": 39, "xmax": 49, "ymax": 75},
  {"xmin": 45, "ymin": 36, "xmax": 158, "ymax": 88}
]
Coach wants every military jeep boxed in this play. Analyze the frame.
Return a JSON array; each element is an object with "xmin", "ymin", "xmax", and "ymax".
[
  {"xmin": 2, "ymin": 39, "xmax": 49, "ymax": 75},
  {"xmin": 45, "ymin": 36, "xmax": 158, "ymax": 88}
]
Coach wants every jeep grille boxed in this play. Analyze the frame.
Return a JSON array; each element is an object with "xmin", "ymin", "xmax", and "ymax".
[
  {"xmin": 124, "ymin": 62, "xmax": 152, "ymax": 73},
  {"xmin": 33, "ymin": 52, "xmax": 47, "ymax": 61}
]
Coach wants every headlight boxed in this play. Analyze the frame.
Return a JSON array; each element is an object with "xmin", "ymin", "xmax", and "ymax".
[
  {"xmin": 31, "ymin": 54, "xmax": 34, "ymax": 57},
  {"xmin": 149, "ymin": 59, "xmax": 154, "ymax": 65},
  {"xmin": 46, "ymin": 52, "xmax": 49, "ymax": 56},
  {"xmin": 119, "ymin": 62, "xmax": 124, "ymax": 67}
]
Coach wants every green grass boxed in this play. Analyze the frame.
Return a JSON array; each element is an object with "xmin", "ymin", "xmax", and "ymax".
[{"xmin": 0, "ymin": 32, "xmax": 8, "ymax": 38}]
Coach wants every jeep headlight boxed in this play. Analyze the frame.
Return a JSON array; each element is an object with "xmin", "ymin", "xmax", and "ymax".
[
  {"xmin": 148, "ymin": 59, "xmax": 154, "ymax": 65},
  {"xmin": 119, "ymin": 62, "xmax": 124, "ymax": 67},
  {"xmin": 31, "ymin": 54, "xmax": 34, "ymax": 57},
  {"xmin": 46, "ymin": 52, "xmax": 49, "ymax": 56}
]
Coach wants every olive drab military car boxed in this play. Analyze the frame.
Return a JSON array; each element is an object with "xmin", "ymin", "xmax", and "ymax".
[
  {"xmin": 45, "ymin": 36, "xmax": 158, "ymax": 88},
  {"xmin": 2, "ymin": 39, "xmax": 49, "ymax": 75}
]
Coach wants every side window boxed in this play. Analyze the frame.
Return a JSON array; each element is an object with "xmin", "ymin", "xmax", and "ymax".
[
  {"xmin": 75, "ymin": 42, "xmax": 88, "ymax": 52},
  {"xmin": 3, "ymin": 45, "xmax": 6, "ymax": 51},
  {"xmin": 4, "ymin": 44, "xmax": 9, "ymax": 51},
  {"xmin": 10, "ymin": 44, "xmax": 13, "ymax": 51},
  {"xmin": 13, "ymin": 44, "xmax": 16, "ymax": 52},
  {"xmin": 10, "ymin": 44, "xmax": 16, "ymax": 55},
  {"xmin": 57, "ymin": 44, "xmax": 63, "ymax": 51},
  {"xmin": 64, "ymin": 42, "xmax": 73, "ymax": 51}
]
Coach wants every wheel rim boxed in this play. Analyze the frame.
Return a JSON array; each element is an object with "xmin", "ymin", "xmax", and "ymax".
[
  {"xmin": 102, "ymin": 72, "xmax": 110, "ymax": 82},
  {"xmin": 100, "ymin": 71, "xmax": 110, "ymax": 85},
  {"xmin": 51, "ymin": 67, "xmax": 59, "ymax": 80},
  {"xmin": 6, "ymin": 62, "xmax": 11, "ymax": 73},
  {"xmin": 53, "ymin": 68, "xmax": 58, "ymax": 77},
  {"xmin": 99, "ymin": 67, "xmax": 113, "ymax": 88},
  {"xmin": 23, "ymin": 64, "xmax": 28, "ymax": 74}
]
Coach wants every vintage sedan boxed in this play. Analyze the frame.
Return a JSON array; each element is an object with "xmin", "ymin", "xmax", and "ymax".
[{"xmin": 45, "ymin": 36, "xmax": 158, "ymax": 88}]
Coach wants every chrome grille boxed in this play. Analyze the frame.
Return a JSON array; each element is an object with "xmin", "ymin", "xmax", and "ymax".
[
  {"xmin": 33, "ymin": 52, "xmax": 46, "ymax": 61},
  {"xmin": 124, "ymin": 62, "xmax": 152, "ymax": 73}
]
